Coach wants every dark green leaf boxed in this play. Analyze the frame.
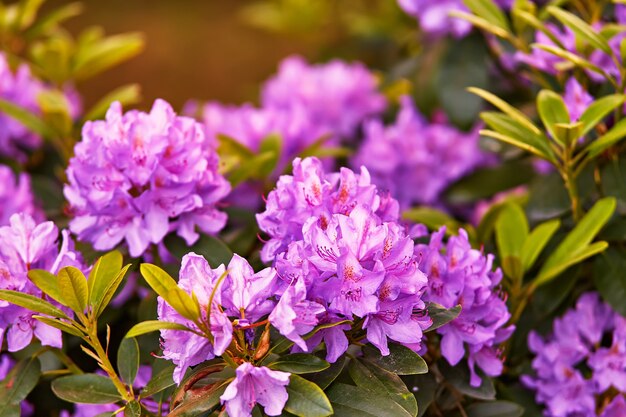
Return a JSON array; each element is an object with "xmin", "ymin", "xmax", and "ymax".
[
  {"xmin": 348, "ymin": 359, "xmax": 417, "ymax": 417},
  {"xmin": 58, "ymin": 266, "xmax": 88, "ymax": 314},
  {"xmin": 125, "ymin": 320, "xmax": 191, "ymax": 338},
  {"xmin": 0, "ymin": 289, "xmax": 69, "ymax": 319},
  {"xmin": 284, "ymin": 374, "xmax": 333, "ymax": 417},
  {"xmin": 594, "ymin": 248, "xmax": 626, "ymax": 317},
  {"xmin": 362, "ymin": 343, "xmax": 428, "ymax": 375},
  {"xmin": 305, "ymin": 356, "xmax": 346, "ymax": 390},
  {"xmin": 51, "ymin": 374, "xmax": 122, "ymax": 404},
  {"xmin": 0, "ymin": 357, "xmax": 40, "ymax": 407},
  {"xmin": 118, "ymin": 338, "xmax": 139, "ymax": 385},
  {"xmin": 326, "ymin": 383, "xmax": 411, "ymax": 417},
  {"xmin": 124, "ymin": 401, "xmax": 141, "ymax": 417},
  {"xmin": 139, "ymin": 364, "xmax": 175, "ymax": 399},
  {"xmin": 402, "ymin": 373, "xmax": 437, "ymax": 417},
  {"xmin": 269, "ymin": 353, "xmax": 330, "ymax": 374},
  {"xmin": 426, "ymin": 303, "xmax": 461, "ymax": 332},
  {"xmin": 168, "ymin": 382, "xmax": 228, "ymax": 417},
  {"xmin": 439, "ymin": 361, "xmax": 496, "ymax": 400}
]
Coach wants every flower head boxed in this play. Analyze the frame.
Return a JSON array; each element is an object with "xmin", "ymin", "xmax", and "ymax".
[
  {"xmin": 416, "ymin": 227, "xmax": 513, "ymax": 386},
  {"xmin": 261, "ymin": 56, "xmax": 385, "ymax": 138},
  {"xmin": 65, "ymin": 99, "xmax": 230, "ymax": 257},
  {"xmin": 352, "ymin": 96, "xmax": 490, "ymax": 207},
  {"xmin": 220, "ymin": 362, "xmax": 290, "ymax": 417},
  {"xmin": 0, "ymin": 167, "xmax": 42, "ymax": 225}
]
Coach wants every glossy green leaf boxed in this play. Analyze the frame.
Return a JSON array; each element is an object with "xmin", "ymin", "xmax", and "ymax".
[
  {"xmin": 362, "ymin": 343, "xmax": 428, "ymax": 375},
  {"xmin": 140, "ymin": 263, "xmax": 179, "ymax": 300},
  {"xmin": 305, "ymin": 356, "xmax": 346, "ymax": 390},
  {"xmin": 496, "ymin": 203, "xmax": 528, "ymax": 279},
  {"xmin": 537, "ymin": 90, "xmax": 570, "ymax": 145},
  {"xmin": 586, "ymin": 118, "xmax": 626, "ymax": 158},
  {"xmin": 348, "ymin": 359, "xmax": 417, "ymax": 417},
  {"xmin": 520, "ymin": 219, "xmax": 560, "ymax": 271},
  {"xmin": 547, "ymin": 6, "xmax": 611, "ymax": 54},
  {"xmin": 52, "ymin": 374, "xmax": 122, "ymax": 404},
  {"xmin": 534, "ymin": 197, "xmax": 615, "ymax": 287},
  {"xmin": 125, "ymin": 320, "xmax": 191, "ymax": 338},
  {"xmin": 326, "ymin": 383, "xmax": 411, "ymax": 417},
  {"xmin": 0, "ymin": 289, "xmax": 69, "ymax": 319},
  {"xmin": 95, "ymin": 264, "xmax": 131, "ymax": 317},
  {"xmin": 164, "ymin": 288, "xmax": 200, "ymax": 321},
  {"xmin": 0, "ymin": 357, "xmax": 40, "ymax": 409},
  {"xmin": 480, "ymin": 112, "xmax": 553, "ymax": 160},
  {"xmin": 27, "ymin": 269, "xmax": 64, "ymax": 305},
  {"xmin": 468, "ymin": 87, "xmax": 541, "ymax": 135},
  {"xmin": 425, "ymin": 303, "xmax": 462, "ymax": 332},
  {"xmin": 284, "ymin": 374, "xmax": 333, "ymax": 417},
  {"xmin": 58, "ymin": 266, "xmax": 88, "ymax": 314},
  {"xmin": 269, "ymin": 353, "xmax": 330, "ymax": 374},
  {"xmin": 88, "ymin": 251, "xmax": 123, "ymax": 310},
  {"xmin": 578, "ymin": 94, "xmax": 626, "ymax": 138},
  {"xmin": 118, "ymin": 338, "xmax": 140, "ymax": 385},
  {"xmin": 33, "ymin": 315, "xmax": 83, "ymax": 337}
]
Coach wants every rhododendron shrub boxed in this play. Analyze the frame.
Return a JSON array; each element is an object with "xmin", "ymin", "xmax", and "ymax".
[{"xmin": 1, "ymin": 0, "xmax": 626, "ymax": 416}]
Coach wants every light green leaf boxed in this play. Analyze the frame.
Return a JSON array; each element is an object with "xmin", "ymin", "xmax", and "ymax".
[
  {"xmin": 0, "ymin": 289, "xmax": 69, "ymax": 319},
  {"xmin": 448, "ymin": 10, "xmax": 510, "ymax": 38},
  {"xmin": 521, "ymin": 219, "xmax": 560, "ymax": 271},
  {"xmin": 537, "ymin": 89, "xmax": 570, "ymax": 145},
  {"xmin": 535, "ymin": 241, "xmax": 608, "ymax": 286},
  {"xmin": 578, "ymin": 94, "xmax": 626, "ymax": 138},
  {"xmin": 0, "ymin": 98, "xmax": 54, "ymax": 138},
  {"xmin": 27, "ymin": 269, "xmax": 64, "ymax": 305},
  {"xmin": 463, "ymin": 0, "xmax": 510, "ymax": 32},
  {"xmin": 33, "ymin": 315, "xmax": 83, "ymax": 337},
  {"xmin": 547, "ymin": 6, "xmax": 611, "ymax": 54},
  {"xmin": 73, "ymin": 32, "xmax": 144, "ymax": 80},
  {"xmin": 88, "ymin": 251, "xmax": 123, "ymax": 310},
  {"xmin": 531, "ymin": 43, "xmax": 608, "ymax": 77},
  {"xmin": 125, "ymin": 320, "xmax": 192, "ymax": 338},
  {"xmin": 95, "ymin": 264, "xmax": 131, "ymax": 317},
  {"xmin": 468, "ymin": 87, "xmax": 541, "ymax": 135},
  {"xmin": 58, "ymin": 266, "xmax": 88, "ymax": 314},
  {"xmin": 83, "ymin": 84, "xmax": 141, "ymax": 122},
  {"xmin": 139, "ymin": 263, "xmax": 179, "ymax": 300},
  {"xmin": 586, "ymin": 118, "xmax": 626, "ymax": 158}
]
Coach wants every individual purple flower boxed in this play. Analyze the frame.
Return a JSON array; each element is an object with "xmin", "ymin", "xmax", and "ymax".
[
  {"xmin": 523, "ymin": 292, "xmax": 626, "ymax": 417},
  {"xmin": 220, "ymin": 362, "xmax": 290, "ymax": 417},
  {"xmin": 64, "ymin": 99, "xmax": 231, "ymax": 257},
  {"xmin": 0, "ymin": 213, "xmax": 83, "ymax": 352},
  {"xmin": 0, "ymin": 53, "xmax": 45, "ymax": 160},
  {"xmin": 352, "ymin": 96, "xmax": 490, "ymax": 208},
  {"xmin": 563, "ymin": 78, "xmax": 594, "ymax": 121},
  {"xmin": 416, "ymin": 227, "xmax": 513, "ymax": 386},
  {"xmin": 261, "ymin": 56, "xmax": 386, "ymax": 138},
  {"xmin": 0, "ymin": 166, "xmax": 43, "ymax": 225},
  {"xmin": 158, "ymin": 253, "xmax": 233, "ymax": 383},
  {"xmin": 257, "ymin": 156, "xmax": 399, "ymax": 263}
]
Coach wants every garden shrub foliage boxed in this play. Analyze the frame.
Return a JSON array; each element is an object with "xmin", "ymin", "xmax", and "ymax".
[{"xmin": 0, "ymin": 0, "xmax": 625, "ymax": 416}]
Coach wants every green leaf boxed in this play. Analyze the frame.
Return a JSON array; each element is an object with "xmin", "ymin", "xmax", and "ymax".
[
  {"xmin": 466, "ymin": 400, "xmax": 524, "ymax": 417},
  {"xmin": 33, "ymin": 315, "xmax": 83, "ymax": 337},
  {"xmin": 480, "ymin": 112, "xmax": 553, "ymax": 161},
  {"xmin": 58, "ymin": 266, "xmax": 88, "ymax": 314},
  {"xmin": 362, "ymin": 343, "xmax": 428, "ymax": 375},
  {"xmin": 326, "ymin": 383, "xmax": 412, "ymax": 417},
  {"xmin": 402, "ymin": 207, "xmax": 461, "ymax": 232},
  {"xmin": 0, "ymin": 289, "xmax": 69, "ymax": 319},
  {"xmin": 24, "ymin": 2, "xmax": 83, "ymax": 39},
  {"xmin": 520, "ymin": 219, "xmax": 560, "ymax": 272},
  {"xmin": 449, "ymin": 11, "xmax": 510, "ymax": 38},
  {"xmin": 269, "ymin": 353, "xmax": 330, "ymax": 374},
  {"xmin": 139, "ymin": 364, "xmax": 175, "ymax": 399},
  {"xmin": 468, "ymin": 87, "xmax": 541, "ymax": 135},
  {"xmin": 531, "ymin": 43, "xmax": 607, "ymax": 77},
  {"xmin": 578, "ymin": 94, "xmax": 626, "ymax": 138},
  {"xmin": 536, "ymin": 89, "xmax": 570, "ymax": 145},
  {"xmin": 348, "ymin": 359, "xmax": 417, "ymax": 417},
  {"xmin": 439, "ymin": 360, "xmax": 496, "ymax": 400},
  {"xmin": 139, "ymin": 263, "xmax": 179, "ymax": 300},
  {"xmin": 125, "ymin": 320, "xmax": 191, "ymax": 338},
  {"xmin": 118, "ymin": 338, "xmax": 139, "ymax": 385},
  {"xmin": 586, "ymin": 118, "xmax": 626, "ymax": 158},
  {"xmin": 258, "ymin": 133, "xmax": 282, "ymax": 178},
  {"xmin": 164, "ymin": 234, "xmax": 233, "ymax": 268},
  {"xmin": 512, "ymin": 9, "xmax": 566, "ymax": 47},
  {"xmin": 426, "ymin": 303, "xmax": 461, "ymax": 332},
  {"xmin": 83, "ymin": 84, "xmax": 141, "ymax": 122},
  {"xmin": 73, "ymin": 32, "xmax": 144, "ymax": 80},
  {"xmin": 496, "ymin": 203, "xmax": 528, "ymax": 280},
  {"xmin": 88, "ymin": 250, "xmax": 123, "ymax": 308},
  {"xmin": 547, "ymin": 6, "xmax": 611, "ymax": 54},
  {"xmin": 164, "ymin": 288, "xmax": 201, "ymax": 321},
  {"xmin": 51, "ymin": 374, "xmax": 122, "ymax": 404},
  {"xmin": 124, "ymin": 401, "xmax": 141, "ymax": 417},
  {"xmin": 463, "ymin": 0, "xmax": 510, "ymax": 32},
  {"xmin": 304, "ymin": 356, "xmax": 346, "ymax": 390},
  {"xmin": 27, "ymin": 269, "xmax": 64, "ymax": 305},
  {"xmin": 594, "ymin": 248, "xmax": 626, "ymax": 317},
  {"xmin": 534, "ymin": 197, "xmax": 615, "ymax": 287},
  {"xmin": 0, "ymin": 357, "xmax": 40, "ymax": 408},
  {"xmin": 284, "ymin": 374, "xmax": 333, "ymax": 417},
  {"xmin": 16, "ymin": 0, "xmax": 44, "ymax": 29},
  {"xmin": 0, "ymin": 98, "xmax": 54, "ymax": 138},
  {"xmin": 403, "ymin": 373, "xmax": 437, "ymax": 417},
  {"xmin": 95, "ymin": 264, "xmax": 131, "ymax": 318}
]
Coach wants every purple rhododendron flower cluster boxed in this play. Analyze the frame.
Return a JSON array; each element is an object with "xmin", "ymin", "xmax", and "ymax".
[
  {"xmin": 0, "ymin": 53, "xmax": 45, "ymax": 160},
  {"xmin": 64, "ymin": 99, "xmax": 231, "ymax": 257},
  {"xmin": 0, "ymin": 165, "xmax": 42, "ymax": 225},
  {"xmin": 261, "ymin": 55, "xmax": 386, "ymax": 138},
  {"xmin": 256, "ymin": 156, "xmax": 399, "ymax": 262},
  {"xmin": 0, "ymin": 213, "xmax": 82, "ymax": 351},
  {"xmin": 415, "ymin": 227, "xmax": 514, "ymax": 386},
  {"xmin": 523, "ymin": 292, "xmax": 626, "ymax": 417},
  {"xmin": 352, "ymin": 96, "xmax": 490, "ymax": 207}
]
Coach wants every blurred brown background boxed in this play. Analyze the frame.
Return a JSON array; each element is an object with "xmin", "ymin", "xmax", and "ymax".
[{"xmin": 45, "ymin": 0, "xmax": 324, "ymax": 110}]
